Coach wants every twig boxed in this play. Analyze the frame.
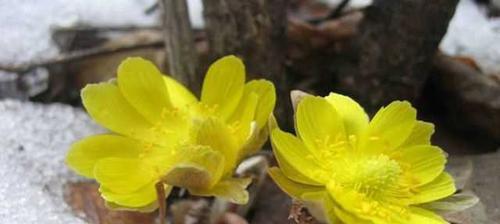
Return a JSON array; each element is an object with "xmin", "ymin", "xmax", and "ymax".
[
  {"xmin": 159, "ymin": 0, "xmax": 200, "ymax": 93},
  {"xmin": 54, "ymin": 25, "xmax": 161, "ymax": 33},
  {"xmin": 156, "ymin": 182, "xmax": 167, "ymax": 224},
  {"xmin": 0, "ymin": 40, "xmax": 163, "ymax": 73}
]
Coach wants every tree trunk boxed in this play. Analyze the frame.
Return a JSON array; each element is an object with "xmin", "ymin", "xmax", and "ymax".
[
  {"xmin": 337, "ymin": 0, "xmax": 458, "ymax": 112},
  {"xmin": 203, "ymin": 0, "xmax": 291, "ymax": 127},
  {"xmin": 159, "ymin": 0, "xmax": 200, "ymax": 94}
]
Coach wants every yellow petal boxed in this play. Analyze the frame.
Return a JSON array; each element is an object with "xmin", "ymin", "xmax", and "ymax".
[
  {"xmin": 398, "ymin": 145, "xmax": 446, "ymax": 186},
  {"xmin": 195, "ymin": 118, "xmax": 239, "ymax": 175},
  {"xmin": 268, "ymin": 113, "xmax": 279, "ymax": 132},
  {"xmin": 65, "ymin": 134, "xmax": 142, "ymax": 178},
  {"xmin": 240, "ymin": 123, "xmax": 268, "ymax": 158},
  {"xmin": 325, "ymin": 93, "xmax": 369, "ymax": 138},
  {"xmin": 290, "ymin": 90, "xmax": 311, "ymax": 112},
  {"xmin": 406, "ymin": 207, "xmax": 448, "ymax": 224},
  {"xmin": 326, "ymin": 198, "xmax": 371, "ymax": 224},
  {"xmin": 327, "ymin": 183, "xmax": 407, "ymax": 224},
  {"xmin": 81, "ymin": 82, "xmax": 154, "ymax": 141},
  {"xmin": 164, "ymin": 146, "xmax": 225, "ymax": 189},
  {"xmin": 163, "ymin": 76, "xmax": 197, "ymax": 109},
  {"xmin": 363, "ymin": 101, "xmax": 417, "ymax": 152},
  {"xmin": 401, "ymin": 121, "xmax": 435, "ymax": 147},
  {"xmin": 117, "ymin": 57, "xmax": 172, "ymax": 123},
  {"xmin": 271, "ymin": 129, "xmax": 328, "ymax": 185},
  {"xmin": 412, "ymin": 172, "xmax": 456, "ymax": 204},
  {"xmin": 105, "ymin": 200, "xmax": 158, "ymax": 213},
  {"xmin": 296, "ymin": 96, "xmax": 346, "ymax": 154},
  {"xmin": 268, "ymin": 167, "xmax": 325, "ymax": 200},
  {"xmin": 244, "ymin": 80, "xmax": 276, "ymax": 129},
  {"xmin": 228, "ymin": 92, "xmax": 259, "ymax": 146},
  {"xmin": 201, "ymin": 55, "xmax": 245, "ymax": 120},
  {"xmin": 100, "ymin": 182, "xmax": 172, "ymax": 209},
  {"xmin": 190, "ymin": 177, "xmax": 252, "ymax": 204},
  {"xmin": 94, "ymin": 158, "xmax": 155, "ymax": 194}
]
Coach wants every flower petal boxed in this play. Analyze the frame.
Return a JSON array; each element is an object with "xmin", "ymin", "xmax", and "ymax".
[
  {"xmin": 100, "ymin": 182, "xmax": 172, "ymax": 209},
  {"xmin": 244, "ymin": 80, "xmax": 276, "ymax": 129},
  {"xmin": 94, "ymin": 158, "xmax": 156, "ymax": 194},
  {"xmin": 195, "ymin": 118, "xmax": 239, "ymax": 175},
  {"xmin": 163, "ymin": 76, "xmax": 198, "ymax": 108},
  {"xmin": 327, "ymin": 181, "xmax": 416, "ymax": 224},
  {"xmin": 240, "ymin": 123, "xmax": 268, "ymax": 158},
  {"xmin": 362, "ymin": 101, "xmax": 417, "ymax": 153},
  {"xmin": 66, "ymin": 134, "xmax": 142, "ymax": 178},
  {"xmin": 401, "ymin": 121, "xmax": 435, "ymax": 147},
  {"xmin": 271, "ymin": 128, "xmax": 328, "ymax": 185},
  {"xmin": 325, "ymin": 93, "xmax": 369, "ymax": 138},
  {"xmin": 81, "ymin": 82, "xmax": 154, "ymax": 141},
  {"xmin": 164, "ymin": 146, "xmax": 225, "ymax": 189},
  {"xmin": 296, "ymin": 96, "xmax": 346, "ymax": 155},
  {"xmin": 268, "ymin": 167, "xmax": 325, "ymax": 200},
  {"xmin": 190, "ymin": 177, "xmax": 252, "ymax": 204},
  {"xmin": 105, "ymin": 200, "xmax": 158, "ymax": 213},
  {"xmin": 412, "ymin": 172, "xmax": 456, "ymax": 204},
  {"xmin": 201, "ymin": 55, "xmax": 245, "ymax": 120},
  {"xmin": 117, "ymin": 57, "xmax": 172, "ymax": 123},
  {"xmin": 418, "ymin": 192, "xmax": 479, "ymax": 214},
  {"xmin": 406, "ymin": 207, "xmax": 448, "ymax": 224},
  {"xmin": 327, "ymin": 198, "xmax": 372, "ymax": 224},
  {"xmin": 227, "ymin": 92, "xmax": 259, "ymax": 147},
  {"xmin": 398, "ymin": 145, "xmax": 446, "ymax": 187}
]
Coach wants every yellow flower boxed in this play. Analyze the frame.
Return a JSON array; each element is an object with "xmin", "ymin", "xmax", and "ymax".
[
  {"xmin": 66, "ymin": 55, "xmax": 275, "ymax": 210},
  {"xmin": 269, "ymin": 93, "xmax": 456, "ymax": 224}
]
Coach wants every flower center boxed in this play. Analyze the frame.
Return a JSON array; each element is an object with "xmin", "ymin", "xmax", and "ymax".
[{"xmin": 331, "ymin": 154, "xmax": 402, "ymax": 199}]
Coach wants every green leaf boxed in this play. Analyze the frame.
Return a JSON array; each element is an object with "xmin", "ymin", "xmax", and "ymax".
[{"xmin": 419, "ymin": 192, "xmax": 479, "ymax": 214}]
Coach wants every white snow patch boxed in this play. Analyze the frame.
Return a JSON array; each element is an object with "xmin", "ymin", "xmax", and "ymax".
[
  {"xmin": 318, "ymin": 0, "xmax": 373, "ymax": 9},
  {"xmin": 0, "ymin": 0, "xmax": 205, "ymax": 67},
  {"xmin": 0, "ymin": 100, "xmax": 103, "ymax": 223},
  {"xmin": 188, "ymin": 0, "xmax": 204, "ymax": 29},
  {"xmin": 0, "ymin": 0, "xmax": 157, "ymax": 66},
  {"xmin": 441, "ymin": 0, "xmax": 500, "ymax": 75}
]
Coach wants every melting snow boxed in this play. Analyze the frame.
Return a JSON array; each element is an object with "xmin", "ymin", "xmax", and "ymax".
[
  {"xmin": 441, "ymin": 0, "xmax": 500, "ymax": 75},
  {"xmin": 0, "ymin": 100, "xmax": 103, "ymax": 223}
]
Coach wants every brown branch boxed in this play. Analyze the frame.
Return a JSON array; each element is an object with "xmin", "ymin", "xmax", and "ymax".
[
  {"xmin": 336, "ymin": 0, "xmax": 459, "ymax": 112},
  {"xmin": 159, "ymin": 0, "xmax": 200, "ymax": 94},
  {"xmin": 0, "ymin": 40, "xmax": 163, "ymax": 73},
  {"xmin": 203, "ymin": 0, "xmax": 292, "ymax": 128}
]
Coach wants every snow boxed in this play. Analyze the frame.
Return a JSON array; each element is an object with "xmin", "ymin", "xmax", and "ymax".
[
  {"xmin": 0, "ymin": 100, "xmax": 103, "ymax": 223},
  {"xmin": 0, "ymin": 0, "xmax": 205, "ymax": 67},
  {"xmin": 188, "ymin": 0, "xmax": 204, "ymax": 29},
  {"xmin": 318, "ymin": 0, "xmax": 373, "ymax": 9},
  {"xmin": 440, "ymin": 0, "xmax": 500, "ymax": 75}
]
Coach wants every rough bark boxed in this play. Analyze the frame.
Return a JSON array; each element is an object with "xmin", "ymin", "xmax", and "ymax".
[
  {"xmin": 203, "ymin": 0, "xmax": 291, "ymax": 127},
  {"xmin": 159, "ymin": 0, "xmax": 200, "ymax": 93},
  {"xmin": 337, "ymin": 0, "xmax": 459, "ymax": 112}
]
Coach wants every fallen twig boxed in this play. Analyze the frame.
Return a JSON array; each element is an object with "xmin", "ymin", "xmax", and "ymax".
[{"xmin": 0, "ymin": 40, "xmax": 163, "ymax": 73}]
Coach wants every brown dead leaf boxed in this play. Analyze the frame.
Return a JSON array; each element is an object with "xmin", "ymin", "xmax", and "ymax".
[{"xmin": 64, "ymin": 182, "xmax": 157, "ymax": 224}]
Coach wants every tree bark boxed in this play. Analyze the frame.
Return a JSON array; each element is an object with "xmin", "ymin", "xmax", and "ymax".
[
  {"xmin": 337, "ymin": 0, "xmax": 458, "ymax": 112},
  {"xmin": 203, "ymin": 0, "xmax": 291, "ymax": 127},
  {"xmin": 159, "ymin": 0, "xmax": 200, "ymax": 93}
]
